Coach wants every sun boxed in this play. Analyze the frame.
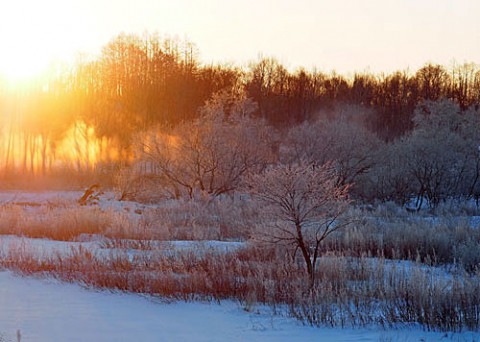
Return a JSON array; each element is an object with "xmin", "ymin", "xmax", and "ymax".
[
  {"xmin": 0, "ymin": 48, "xmax": 52, "ymax": 83},
  {"xmin": 0, "ymin": 0, "xmax": 83, "ymax": 84},
  {"xmin": 0, "ymin": 4, "xmax": 49, "ymax": 83}
]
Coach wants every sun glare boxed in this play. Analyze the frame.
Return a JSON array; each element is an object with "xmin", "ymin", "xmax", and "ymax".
[
  {"xmin": 0, "ymin": 0, "xmax": 82, "ymax": 84},
  {"xmin": 0, "ymin": 51, "xmax": 51, "ymax": 83}
]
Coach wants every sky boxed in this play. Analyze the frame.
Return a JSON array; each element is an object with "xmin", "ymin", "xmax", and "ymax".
[{"xmin": 0, "ymin": 0, "xmax": 479, "ymax": 79}]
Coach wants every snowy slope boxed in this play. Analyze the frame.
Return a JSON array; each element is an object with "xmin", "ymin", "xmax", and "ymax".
[{"xmin": 0, "ymin": 272, "xmax": 477, "ymax": 342}]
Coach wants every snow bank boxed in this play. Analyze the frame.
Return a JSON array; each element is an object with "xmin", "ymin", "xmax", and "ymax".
[{"xmin": 0, "ymin": 272, "xmax": 477, "ymax": 342}]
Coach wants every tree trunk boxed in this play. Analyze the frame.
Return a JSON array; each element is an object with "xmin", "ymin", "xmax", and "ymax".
[{"xmin": 295, "ymin": 222, "xmax": 315, "ymax": 286}]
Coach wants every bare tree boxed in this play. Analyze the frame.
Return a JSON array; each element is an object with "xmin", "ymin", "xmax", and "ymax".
[
  {"xmin": 140, "ymin": 91, "xmax": 274, "ymax": 198},
  {"xmin": 245, "ymin": 161, "xmax": 351, "ymax": 285}
]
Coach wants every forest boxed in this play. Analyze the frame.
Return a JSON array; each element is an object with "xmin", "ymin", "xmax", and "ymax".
[{"xmin": 0, "ymin": 32, "xmax": 479, "ymax": 209}]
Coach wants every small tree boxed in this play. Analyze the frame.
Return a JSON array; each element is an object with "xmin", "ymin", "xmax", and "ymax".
[{"xmin": 246, "ymin": 161, "xmax": 351, "ymax": 285}]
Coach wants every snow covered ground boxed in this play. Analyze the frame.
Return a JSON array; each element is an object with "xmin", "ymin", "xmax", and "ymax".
[
  {"xmin": 0, "ymin": 190, "xmax": 146, "ymax": 213},
  {"xmin": 0, "ymin": 191, "xmax": 479, "ymax": 341},
  {"xmin": 0, "ymin": 191, "xmax": 83, "ymax": 205},
  {"xmin": 0, "ymin": 271, "xmax": 477, "ymax": 342},
  {"xmin": 0, "ymin": 235, "xmax": 245, "ymax": 261}
]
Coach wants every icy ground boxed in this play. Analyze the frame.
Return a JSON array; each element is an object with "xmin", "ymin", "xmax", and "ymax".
[{"xmin": 0, "ymin": 272, "xmax": 477, "ymax": 342}]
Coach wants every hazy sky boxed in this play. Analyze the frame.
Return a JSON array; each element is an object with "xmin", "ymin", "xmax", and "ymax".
[{"xmin": 0, "ymin": 0, "xmax": 479, "ymax": 77}]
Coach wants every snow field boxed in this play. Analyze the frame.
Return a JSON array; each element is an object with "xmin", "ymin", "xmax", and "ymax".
[{"xmin": 0, "ymin": 271, "xmax": 477, "ymax": 342}]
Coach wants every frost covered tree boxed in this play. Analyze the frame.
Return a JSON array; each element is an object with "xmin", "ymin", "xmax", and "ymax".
[
  {"xmin": 409, "ymin": 99, "xmax": 480, "ymax": 206},
  {"xmin": 245, "ymin": 161, "xmax": 350, "ymax": 285},
  {"xmin": 282, "ymin": 107, "xmax": 380, "ymax": 192},
  {"xmin": 370, "ymin": 99, "xmax": 480, "ymax": 207},
  {"xmin": 365, "ymin": 140, "xmax": 415, "ymax": 204},
  {"xmin": 140, "ymin": 90, "xmax": 274, "ymax": 198}
]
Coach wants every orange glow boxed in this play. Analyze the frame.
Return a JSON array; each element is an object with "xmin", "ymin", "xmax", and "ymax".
[
  {"xmin": 55, "ymin": 122, "xmax": 101, "ymax": 171},
  {"xmin": 0, "ymin": 119, "xmax": 121, "ymax": 175}
]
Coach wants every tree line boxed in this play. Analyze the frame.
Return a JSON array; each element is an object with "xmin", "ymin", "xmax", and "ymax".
[{"xmin": 0, "ymin": 32, "xmax": 479, "ymax": 191}]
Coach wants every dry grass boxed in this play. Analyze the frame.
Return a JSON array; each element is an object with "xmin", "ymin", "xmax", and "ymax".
[
  {"xmin": 0, "ymin": 195, "xmax": 255, "ymax": 242},
  {"xmin": 141, "ymin": 195, "xmax": 256, "ymax": 241},
  {"xmin": 1, "ymin": 243, "xmax": 478, "ymax": 332},
  {"xmin": 0, "ymin": 205, "xmax": 114, "ymax": 240},
  {"xmin": 324, "ymin": 207, "xmax": 480, "ymax": 273},
  {"xmin": 0, "ymin": 198, "xmax": 479, "ymax": 331}
]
